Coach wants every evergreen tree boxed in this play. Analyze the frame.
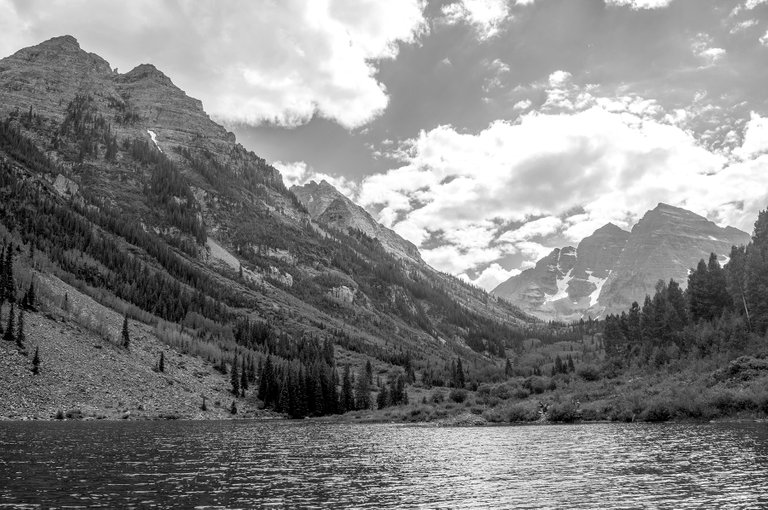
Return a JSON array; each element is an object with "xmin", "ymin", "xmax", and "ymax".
[
  {"xmin": 4, "ymin": 245, "xmax": 14, "ymax": 303},
  {"xmin": 365, "ymin": 359, "xmax": 373, "ymax": 384},
  {"xmin": 745, "ymin": 210, "xmax": 768, "ymax": 334},
  {"xmin": 505, "ymin": 358, "xmax": 513, "ymax": 377},
  {"xmin": 230, "ymin": 400, "xmax": 237, "ymax": 414},
  {"xmin": 231, "ymin": 355, "xmax": 240, "ymax": 396},
  {"xmin": 725, "ymin": 245, "xmax": 750, "ymax": 326},
  {"xmin": 454, "ymin": 358, "xmax": 465, "ymax": 388},
  {"xmin": 0, "ymin": 244, "xmax": 5, "ymax": 310},
  {"xmin": 21, "ymin": 281, "xmax": 35, "ymax": 311},
  {"xmin": 341, "ymin": 365, "xmax": 354, "ymax": 413},
  {"xmin": 159, "ymin": 352, "xmax": 165, "ymax": 372},
  {"xmin": 15, "ymin": 308, "xmax": 25, "ymax": 350},
  {"xmin": 32, "ymin": 346, "xmax": 40, "ymax": 375},
  {"xmin": 567, "ymin": 355, "xmax": 575, "ymax": 372},
  {"xmin": 121, "ymin": 315, "xmax": 130, "ymax": 349},
  {"xmin": 240, "ymin": 358, "xmax": 248, "ymax": 397},
  {"xmin": 3, "ymin": 303, "xmax": 15, "ymax": 343},
  {"xmin": 354, "ymin": 369, "xmax": 371, "ymax": 410},
  {"xmin": 376, "ymin": 385, "xmax": 389, "ymax": 409},
  {"xmin": 258, "ymin": 356, "xmax": 273, "ymax": 403}
]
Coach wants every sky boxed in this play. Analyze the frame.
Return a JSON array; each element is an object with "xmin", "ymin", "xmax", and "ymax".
[{"xmin": 2, "ymin": 0, "xmax": 768, "ymax": 290}]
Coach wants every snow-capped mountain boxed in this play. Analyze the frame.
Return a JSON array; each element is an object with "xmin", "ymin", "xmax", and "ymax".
[{"xmin": 492, "ymin": 204, "xmax": 751, "ymax": 320}]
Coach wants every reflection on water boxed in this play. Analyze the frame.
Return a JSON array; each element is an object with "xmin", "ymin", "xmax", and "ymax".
[{"xmin": 1, "ymin": 420, "xmax": 767, "ymax": 508}]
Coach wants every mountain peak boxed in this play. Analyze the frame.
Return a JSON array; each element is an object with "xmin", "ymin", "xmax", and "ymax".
[
  {"xmin": 122, "ymin": 64, "xmax": 174, "ymax": 86},
  {"xmin": 40, "ymin": 35, "xmax": 80, "ymax": 50}
]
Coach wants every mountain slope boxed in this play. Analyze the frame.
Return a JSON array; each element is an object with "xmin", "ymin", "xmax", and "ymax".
[
  {"xmin": 0, "ymin": 36, "xmax": 537, "ymax": 419},
  {"xmin": 493, "ymin": 204, "xmax": 750, "ymax": 320}
]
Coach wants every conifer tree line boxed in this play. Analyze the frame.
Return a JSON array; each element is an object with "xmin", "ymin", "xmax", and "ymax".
[{"xmin": 603, "ymin": 207, "xmax": 768, "ymax": 366}]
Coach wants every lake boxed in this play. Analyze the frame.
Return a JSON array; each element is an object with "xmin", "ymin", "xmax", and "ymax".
[{"xmin": 1, "ymin": 420, "xmax": 767, "ymax": 508}]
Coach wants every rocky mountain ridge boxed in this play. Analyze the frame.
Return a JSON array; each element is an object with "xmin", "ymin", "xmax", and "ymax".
[
  {"xmin": 291, "ymin": 180, "xmax": 422, "ymax": 263},
  {"xmin": 492, "ymin": 204, "xmax": 751, "ymax": 320},
  {"xmin": 0, "ymin": 35, "xmax": 534, "ymax": 421}
]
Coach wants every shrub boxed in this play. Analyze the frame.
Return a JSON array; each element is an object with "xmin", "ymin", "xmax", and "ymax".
[
  {"xmin": 505, "ymin": 402, "xmax": 540, "ymax": 422},
  {"xmin": 430, "ymin": 390, "xmax": 445, "ymax": 404},
  {"xmin": 641, "ymin": 399, "xmax": 673, "ymax": 422},
  {"xmin": 449, "ymin": 388, "xmax": 468, "ymax": 403},
  {"xmin": 577, "ymin": 364, "xmax": 602, "ymax": 382},
  {"xmin": 547, "ymin": 402, "xmax": 579, "ymax": 423}
]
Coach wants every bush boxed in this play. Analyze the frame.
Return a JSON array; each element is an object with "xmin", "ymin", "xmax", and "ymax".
[
  {"xmin": 641, "ymin": 399, "xmax": 673, "ymax": 422},
  {"xmin": 547, "ymin": 402, "xmax": 579, "ymax": 423},
  {"xmin": 523, "ymin": 376, "xmax": 547, "ymax": 394},
  {"xmin": 577, "ymin": 364, "xmax": 602, "ymax": 382},
  {"xmin": 449, "ymin": 388, "xmax": 468, "ymax": 403},
  {"xmin": 505, "ymin": 402, "xmax": 540, "ymax": 422},
  {"xmin": 430, "ymin": 390, "xmax": 445, "ymax": 404}
]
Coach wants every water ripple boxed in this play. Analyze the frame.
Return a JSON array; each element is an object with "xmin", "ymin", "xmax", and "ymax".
[{"xmin": 1, "ymin": 420, "xmax": 767, "ymax": 508}]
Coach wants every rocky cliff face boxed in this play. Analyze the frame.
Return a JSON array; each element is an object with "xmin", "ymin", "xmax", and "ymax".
[
  {"xmin": 292, "ymin": 180, "xmax": 423, "ymax": 263},
  {"xmin": 0, "ymin": 36, "xmax": 280, "ymax": 184},
  {"xmin": 492, "ymin": 247, "xmax": 577, "ymax": 317},
  {"xmin": 599, "ymin": 203, "xmax": 751, "ymax": 313},
  {"xmin": 493, "ymin": 204, "xmax": 750, "ymax": 320}
]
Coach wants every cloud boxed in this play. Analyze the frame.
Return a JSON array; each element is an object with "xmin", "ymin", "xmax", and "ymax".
[
  {"xmin": 0, "ymin": 0, "xmax": 426, "ymax": 129},
  {"xmin": 274, "ymin": 160, "xmax": 357, "ymax": 198},
  {"xmin": 356, "ymin": 100, "xmax": 768, "ymax": 282},
  {"xmin": 513, "ymin": 99, "xmax": 533, "ymax": 111},
  {"xmin": 441, "ymin": 0, "xmax": 511, "ymax": 39},
  {"xmin": 760, "ymin": 30, "xmax": 768, "ymax": 46},
  {"xmin": 606, "ymin": 0, "xmax": 675, "ymax": 8},
  {"xmin": 459, "ymin": 263, "xmax": 521, "ymax": 291},
  {"xmin": 734, "ymin": 112, "xmax": 768, "ymax": 159},
  {"xmin": 498, "ymin": 216, "xmax": 563, "ymax": 243}
]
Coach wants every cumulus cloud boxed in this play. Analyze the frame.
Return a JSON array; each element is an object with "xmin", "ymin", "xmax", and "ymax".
[
  {"xmin": 606, "ymin": 0, "xmax": 675, "ymax": 8},
  {"xmin": 0, "ymin": 0, "xmax": 426, "ymax": 129},
  {"xmin": 441, "ymin": 0, "xmax": 511, "ymax": 39},
  {"xmin": 274, "ymin": 160, "xmax": 358, "ymax": 198},
  {"xmin": 356, "ymin": 101, "xmax": 768, "ymax": 284},
  {"xmin": 459, "ymin": 263, "xmax": 521, "ymax": 291},
  {"xmin": 734, "ymin": 112, "xmax": 768, "ymax": 159}
]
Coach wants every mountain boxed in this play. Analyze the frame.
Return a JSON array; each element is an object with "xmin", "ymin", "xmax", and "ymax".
[
  {"xmin": 492, "ymin": 204, "xmax": 750, "ymax": 320},
  {"xmin": 291, "ymin": 180, "xmax": 422, "ymax": 263},
  {"xmin": 0, "ymin": 36, "xmax": 536, "ymax": 418}
]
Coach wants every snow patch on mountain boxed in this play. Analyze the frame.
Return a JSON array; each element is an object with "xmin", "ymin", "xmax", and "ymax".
[
  {"xmin": 586, "ymin": 270, "xmax": 609, "ymax": 307},
  {"xmin": 546, "ymin": 269, "xmax": 573, "ymax": 303},
  {"xmin": 147, "ymin": 129, "xmax": 162, "ymax": 152}
]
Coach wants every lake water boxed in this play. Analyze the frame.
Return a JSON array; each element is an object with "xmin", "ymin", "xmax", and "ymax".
[{"xmin": 1, "ymin": 420, "xmax": 767, "ymax": 508}]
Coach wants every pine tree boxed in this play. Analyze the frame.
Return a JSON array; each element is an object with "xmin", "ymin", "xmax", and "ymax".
[
  {"xmin": 231, "ymin": 355, "xmax": 240, "ymax": 396},
  {"xmin": 365, "ymin": 359, "xmax": 373, "ymax": 384},
  {"xmin": 354, "ymin": 369, "xmax": 371, "ymax": 410},
  {"xmin": 32, "ymin": 346, "xmax": 40, "ymax": 375},
  {"xmin": 341, "ymin": 365, "xmax": 354, "ymax": 413},
  {"xmin": 230, "ymin": 400, "xmax": 237, "ymax": 415},
  {"xmin": 2, "ymin": 245, "xmax": 14, "ymax": 304},
  {"xmin": 505, "ymin": 358, "xmax": 513, "ymax": 377},
  {"xmin": 745, "ymin": 209, "xmax": 768, "ymax": 334},
  {"xmin": 454, "ymin": 358, "xmax": 465, "ymax": 388},
  {"xmin": 121, "ymin": 315, "xmax": 130, "ymax": 349},
  {"xmin": 159, "ymin": 352, "xmax": 165, "ymax": 372},
  {"xmin": 21, "ymin": 281, "xmax": 35, "ymax": 311},
  {"xmin": 3, "ymin": 303, "xmax": 15, "ymax": 343},
  {"xmin": 240, "ymin": 358, "xmax": 248, "ymax": 397},
  {"xmin": 15, "ymin": 308, "xmax": 25, "ymax": 350},
  {"xmin": 376, "ymin": 385, "xmax": 389, "ymax": 409}
]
